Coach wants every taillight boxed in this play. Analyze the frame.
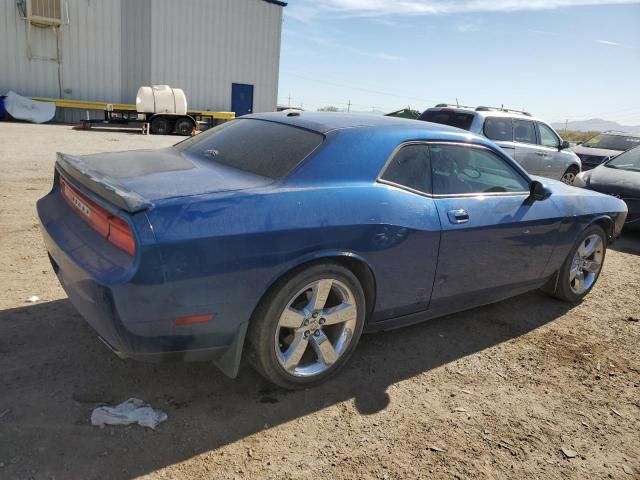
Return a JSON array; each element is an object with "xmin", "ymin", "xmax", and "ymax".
[
  {"xmin": 107, "ymin": 216, "xmax": 136, "ymax": 256},
  {"xmin": 60, "ymin": 177, "xmax": 136, "ymax": 256}
]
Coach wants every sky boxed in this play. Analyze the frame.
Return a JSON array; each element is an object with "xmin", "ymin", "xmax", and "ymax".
[{"xmin": 278, "ymin": 0, "xmax": 640, "ymax": 125}]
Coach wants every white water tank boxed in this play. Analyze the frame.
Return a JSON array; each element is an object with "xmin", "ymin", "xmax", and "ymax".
[{"xmin": 136, "ymin": 85, "xmax": 187, "ymax": 115}]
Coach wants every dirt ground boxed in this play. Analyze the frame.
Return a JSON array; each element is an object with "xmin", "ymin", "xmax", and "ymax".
[{"xmin": 0, "ymin": 122, "xmax": 638, "ymax": 480}]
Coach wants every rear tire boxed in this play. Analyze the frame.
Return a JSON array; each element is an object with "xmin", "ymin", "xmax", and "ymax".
[
  {"xmin": 150, "ymin": 116, "xmax": 172, "ymax": 135},
  {"xmin": 247, "ymin": 263, "xmax": 366, "ymax": 390},
  {"xmin": 561, "ymin": 166, "xmax": 580, "ymax": 185},
  {"xmin": 552, "ymin": 224, "xmax": 607, "ymax": 302},
  {"xmin": 175, "ymin": 117, "xmax": 195, "ymax": 136}
]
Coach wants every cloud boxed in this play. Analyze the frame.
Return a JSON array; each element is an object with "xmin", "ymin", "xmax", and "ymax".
[
  {"xmin": 595, "ymin": 39, "xmax": 639, "ymax": 49},
  {"xmin": 596, "ymin": 39, "xmax": 621, "ymax": 45},
  {"xmin": 286, "ymin": 0, "xmax": 640, "ymax": 22}
]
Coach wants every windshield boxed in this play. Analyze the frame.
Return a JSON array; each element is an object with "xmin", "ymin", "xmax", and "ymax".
[
  {"xmin": 174, "ymin": 119, "xmax": 324, "ymax": 179},
  {"xmin": 582, "ymin": 133, "xmax": 640, "ymax": 151},
  {"xmin": 418, "ymin": 110, "xmax": 474, "ymax": 131},
  {"xmin": 606, "ymin": 146, "xmax": 640, "ymax": 172}
]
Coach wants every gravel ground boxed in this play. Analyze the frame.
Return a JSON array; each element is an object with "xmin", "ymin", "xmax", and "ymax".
[{"xmin": 0, "ymin": 122, "xmax": 638, "ymax": 480}]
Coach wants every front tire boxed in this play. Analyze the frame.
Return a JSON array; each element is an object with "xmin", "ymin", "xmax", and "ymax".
[
  {"xmin": 561, "ymin": 166, "xmax": 580, "ymax": 185},
  {"xmin": 247, "ymin": 263, "xmax": 366, "ymax": 389},
  {"xmin": 552, "ymin": 224, "xmax": 607, "ymax": 302}
]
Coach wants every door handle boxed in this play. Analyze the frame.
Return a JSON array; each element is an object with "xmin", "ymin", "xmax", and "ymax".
[{"xmin": 447, "ymin": 209, "xmax": 469, "ymax": 224}]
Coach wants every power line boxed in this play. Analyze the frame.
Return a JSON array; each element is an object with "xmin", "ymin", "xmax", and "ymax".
[{"xmin": 280, "ymin": 70, "xmax": 443, "ymax": 105}]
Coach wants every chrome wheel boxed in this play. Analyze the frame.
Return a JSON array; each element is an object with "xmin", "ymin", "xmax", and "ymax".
[
  {"xmin": 569, "ymin": 234, "xmax": 604, "ymax": 294},
  {"xmin": 274, "ymin": 278, "xmax": 358, "ymax": 378},
  {"xmin": 561, "ymin": 170, "xmax": 578, "ymax": 185}
]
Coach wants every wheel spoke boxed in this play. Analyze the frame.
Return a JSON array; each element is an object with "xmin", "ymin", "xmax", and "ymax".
[
  {"xmin": 310, "ymin": 330, "xmax": 338, "ymax": 366},
  {"xmin": 574, "ymin": 271, "xmax": 585, "ymax": 292},
  {"xmin": 322, "ymin": 303, "xmax": 356, "ymax": 326},
  {"xmin": 577, "ymin": 242, "xmax": 587, "ymax": 258},
  {"xmin": 569, "ymin": 263, "xmax": 580, "ymax": 281},
  {"xmin": 279, "ymin": 307, "xmax": 305, "ymax": 329},
  {"xmin": 283, "ymin": 333, "xmax": 309, "ymax": 371},
  {"xmin": 582, "ymin": 237, "xmax": 599, "ymax": 258},
  {"xmin": 308, "ymin": 279, "xmax": 332, "ymax": 311}
]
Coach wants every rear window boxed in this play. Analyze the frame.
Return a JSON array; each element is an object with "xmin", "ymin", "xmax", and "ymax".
[
  {"xmin": 583, "ymin": 133, "xmax": 640, "ymax": 152},
  {"xmin": 174, "ymin": 119, "xmax": 324, "ymax": 179},
  {"xmin": 418, "ymin": 110, "xmax": 474, "ymax": 131}
]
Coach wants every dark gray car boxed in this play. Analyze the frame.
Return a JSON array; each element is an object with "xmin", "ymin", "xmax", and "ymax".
[
  {"xmin": 574, "ymin": 145, "xmax": 640, "ymax": 230},
  {"xmin": 571, "ymin": 131, "xmax": 640, "ymax": 170}
]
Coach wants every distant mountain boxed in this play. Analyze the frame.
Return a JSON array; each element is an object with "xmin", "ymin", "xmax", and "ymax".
[{"xmin": 551, "ymin": 118, "xmax": 640, "ymax": 135}]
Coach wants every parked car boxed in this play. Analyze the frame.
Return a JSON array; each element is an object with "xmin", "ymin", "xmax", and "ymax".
[
  {"xmin": 574, "ymin": 145, "xmax": 640, "ymax": 230},
  {"xmin": 37, "ymin": 113, "xmax": 627, "ymax": 389},
  {"xmin": 418, "ymin": 104, "xmax": 582, "ymax": 184},
  {"xmin": 571, "ymin": 131, "xmax": 640, "ymax": 170}
]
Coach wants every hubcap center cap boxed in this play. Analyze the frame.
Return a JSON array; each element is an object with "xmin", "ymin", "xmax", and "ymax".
[{"xmin": 306, "ymin": 316, "xmax": 320, "ymax": 331}]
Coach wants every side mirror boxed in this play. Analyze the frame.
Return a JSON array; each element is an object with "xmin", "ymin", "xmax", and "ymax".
[
  {"xmin": 530, "ymin": 180, "xmax": 551, "ymax": 202},
  {"xmin": 559, "ymin": 140, "xmax": 570, "ymax": 150}
]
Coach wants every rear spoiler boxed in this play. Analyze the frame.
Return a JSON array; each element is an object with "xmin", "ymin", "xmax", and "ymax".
[{"xmin": 55, "ymin": 152, "xmax": 152, "ymax": 213}]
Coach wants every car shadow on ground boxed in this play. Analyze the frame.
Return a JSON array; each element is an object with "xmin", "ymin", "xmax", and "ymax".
[
  {"xmin": 0, "ymin": 292, "xmax": 573, "ymax": 479},
  {"xmin": 610, "ymin": 230, "xmax": 640, "ymax": 256}
]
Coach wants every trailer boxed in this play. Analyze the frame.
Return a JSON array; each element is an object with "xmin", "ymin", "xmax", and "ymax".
[{"xmin": 30, "ymin": 96, "xmax": 235, "ymax": 135}]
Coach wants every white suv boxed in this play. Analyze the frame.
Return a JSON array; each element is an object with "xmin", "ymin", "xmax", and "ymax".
[{"xmin": 418, "ymin": 105, "xmax": 582, "ymax": 184}]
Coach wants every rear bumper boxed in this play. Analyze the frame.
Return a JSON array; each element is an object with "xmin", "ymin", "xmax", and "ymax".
[
  {"xmin": 42, "ymin": 227, "xmax": 230, "ymax": 363},
  {"xmin": 36, "ymin": 191, "xmax": 237, "ymax": 365}
]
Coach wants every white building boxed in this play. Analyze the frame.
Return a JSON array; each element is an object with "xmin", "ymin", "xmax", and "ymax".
[{"xmin": 0, "ymin": 0, "xmax": 286, "ymax": 119}]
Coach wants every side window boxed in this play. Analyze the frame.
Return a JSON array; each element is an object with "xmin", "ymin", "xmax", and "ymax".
[
  {"xmin": 537, "ymin": 122, "xmax": 560, "ymax": 148},
  {"xmin": 483, "ymin": 117, "xmax": 513, "ymax": 141},
  {"xmin": 380, "ymin": 144, "xmax": 431, "ymax": 194},
  {"xmin": 513, "ymin": 119, "xmax": 537, "ymax": 144},
  {"xmin": 431, "ymin": 144, "xmax": 529, "ymax": 195}
]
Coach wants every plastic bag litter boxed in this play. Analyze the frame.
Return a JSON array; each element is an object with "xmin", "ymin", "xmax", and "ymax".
[{"xmin": 91, "ymin": 398, "xmax": 168, "ymax": 429}]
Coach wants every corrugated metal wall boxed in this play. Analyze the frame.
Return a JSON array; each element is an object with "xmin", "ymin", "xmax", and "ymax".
[
  {"xmin": 0, "ymin": 0, "xmax": 122, "ymax": 122},
  {"xmin": 0, "ymin": 0, "xmax": 283, "ymax": 120},
  {"xmin": 0, "ymin": 0, "xmax": 61, "ymax": 99},
  {"xmin": 149, "ymin": 0, "xmax": 282, "ymax": 113},
  {"xmin": 121, "ymin": 0, "xmax": 151, "ymax": 103}
]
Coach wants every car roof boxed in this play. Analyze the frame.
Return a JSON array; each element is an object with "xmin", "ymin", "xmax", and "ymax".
[
  {"xmin": 243, "ymin": 111, "xmax": 465, "ymax": 135},
  {"xmin": 600, "ymin": 130, "xmax": 640, "ymax": 137},
  {"xmin": 423, "ymin": 106, "xmax": 549, "ymax": 124}
]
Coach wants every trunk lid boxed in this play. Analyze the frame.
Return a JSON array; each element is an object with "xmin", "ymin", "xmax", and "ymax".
[{"xmin": 56, "ymin": 147, "xmax": 272, "ymax": 212}]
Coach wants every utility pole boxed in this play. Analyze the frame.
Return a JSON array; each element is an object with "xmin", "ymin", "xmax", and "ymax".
[
  {"xmin": 565, "ymin": 119, "xmax": 569, "ymax": 133},
  {"xmin": 347, "ymin": 100, "xmax": 351, "ymax": 112},
  {"xmin": 288, "ymin": 94, "xmax": 292, "ymax": 107}
]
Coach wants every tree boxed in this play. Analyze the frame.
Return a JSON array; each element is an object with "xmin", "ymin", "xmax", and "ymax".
[{"xmin": 317, "ymin": 106, "xmax": 339, "ymax": 112}]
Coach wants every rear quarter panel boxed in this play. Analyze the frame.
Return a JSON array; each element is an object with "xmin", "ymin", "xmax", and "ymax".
[{"xmin": 146, "ymin": 181, "xmax": 442, "ymax": 333}]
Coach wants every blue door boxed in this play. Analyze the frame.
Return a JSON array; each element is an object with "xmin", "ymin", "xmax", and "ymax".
[
  {"xmin": 231, "ymin": 83, "xmax": 254, "ymax": 116},
  {"xmin": 427, "ymin": 143, "xmax": 560, "ymax": 311}
]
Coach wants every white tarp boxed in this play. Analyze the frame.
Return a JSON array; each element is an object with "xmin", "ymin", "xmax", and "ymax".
[{"xmin": 3, "ymin": 91, "xmax": 56, "ymax": 124}]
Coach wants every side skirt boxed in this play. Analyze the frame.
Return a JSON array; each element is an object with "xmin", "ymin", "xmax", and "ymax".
[{"xmin": 364, "ymin": 277, "xmax": 551, "ymax": 333}]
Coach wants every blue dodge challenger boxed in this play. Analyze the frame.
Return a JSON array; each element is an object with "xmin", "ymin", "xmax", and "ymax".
[{"xmin": 37, "ymin": 113, "xmax": 627, "ymax": 388}]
